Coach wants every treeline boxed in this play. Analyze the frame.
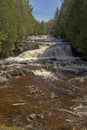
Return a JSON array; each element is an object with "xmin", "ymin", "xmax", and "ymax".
[
  {"xmin": 51, "ymin": 0, "xmax": 87, "ymax": 60},
  {"xmin": 0, "ymin": 0, "xmax": 46, "ymax": 57}
]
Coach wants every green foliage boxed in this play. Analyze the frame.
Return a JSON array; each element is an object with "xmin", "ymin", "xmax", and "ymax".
[
  {"xmin": 52, "ymin": 0, "xmax": 87, "ymax": 59},
  {"xmin": 39, "ymin": 21, "xmax": 46, "ymax": 35},
  {"xmin": 0, "ymin": 31, "xmax": 7, "ymax": 43},
  {"xmin": 0, "ymin": 125, "xmax": 20, "ymax": 130},
  {"xmin": 55, "ymin": 8, "xmax": 59, "ymax": 19},
  {"xmin": 0, "ymin": 0, "xmax": 16, "ymax": 56},
  {"xmin": 46, "ymin": 8, "xmax": 60, "ymax": 35},
  {"xmin": 0, "ymin": 0, "xmax": 46, "ymax": 57},
  {"xmin": 45, "ymin": 19, "xmax": 55, "ymax": 34}
]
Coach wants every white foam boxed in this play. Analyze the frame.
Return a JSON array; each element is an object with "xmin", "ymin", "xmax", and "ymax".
[{"xmin": 33, "ymin": 69, "xmax": 57, "ymax": 80}]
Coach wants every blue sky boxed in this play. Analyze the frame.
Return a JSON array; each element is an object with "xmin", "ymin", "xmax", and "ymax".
[{"xmin": 30, "ymin": 0, "xmax": 62, "ymax": 22}]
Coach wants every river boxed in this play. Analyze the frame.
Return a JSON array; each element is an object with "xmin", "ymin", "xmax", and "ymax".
[{"xmin": 0, "ymin": 35, "xmax": 87, "ymax": 129}]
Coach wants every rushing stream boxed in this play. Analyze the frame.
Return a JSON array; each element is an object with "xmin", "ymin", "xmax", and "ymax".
[
  {"xmin": 0, "ymin": 35, "xmax": 87, "ymax": 80},
  {"xmin": 19, "ymin": 35, "xmax": 87, "ymax": 75},
  {"xmin": 0, "ymin": 35, "xmax": 87, "ymax": 129}
]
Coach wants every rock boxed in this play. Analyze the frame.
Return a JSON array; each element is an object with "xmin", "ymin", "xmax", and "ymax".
[
  {"xmin": 0, "ymin": 76, "xmax": 7, "ymax": 83},
  {"xmin": 74, "ymin": 105, "xmax": 87, "ymax": 117},
  {"xmin": 37, "ymin": 114, "xmax": 44, "ymax": 119},
  {"xmin": 41, "ymin": 93, "xmax": 45, "ymax": 96},
  {"xmin": 29, "ymin": 114, "xmax": 37, "ymax": 120},
  {"xmin": 35, "ymin": 87, "xmax": 40, "ymax": 92},
  {"xmin": 6, "ymin": 73, "xmax": 12, "ymax": 79},
  {"xmin": 31, "ymin": 90, "xmax": 36, "ymax": 94},
  {"xmin": 25, "ymin": 124, "xmax": 34, "ymax": 129},
  {"xmin": 25, "ymin": 95, "xmax": 31, "ymax": 97},
  {"xmin": 12, "ymin": 103, "xmax": 26, "ymax": 107},
  {"xmin": 14, "ymin": 36, "xmax": 39, "ymax": 56},
  {"xmin": 26, "ymin": 116, "xmax": 31, "ymax": 122},
  {"xmin": 50, "ymin": 92, "xmax": 56, "ymax": 99},
  {"xmin": 78, "ymin": 112, "xmax": 87, "ymax": 117},
  {"xmin": 75, "ymin": 77, "xmax": 86, "ymax": 82}
]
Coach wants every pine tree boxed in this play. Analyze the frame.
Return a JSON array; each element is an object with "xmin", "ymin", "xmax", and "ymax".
[
  {"xmin": 0, "ymin": 0, "xmax": 17, "ymax": 56},
  {"xmin": 52, "ymin": 0, "xmax": 87, "ymax": 60},
  {"xmin": 0, "ymin": 0, "xmax": 44, "ymax": 57}
]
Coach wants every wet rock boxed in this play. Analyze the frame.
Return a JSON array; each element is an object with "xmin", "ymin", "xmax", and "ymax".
[
  {"xmin": 37, "ymin": 114, "xmax": 44, "ymax": 119},
  {"xmin": 0, "ymin": 76, "xmax": 7, "ymax": 83},
  {"xmin": 50, "ymin": 92, "xmax": 56, "ymax": 99},
  {"xmin": 26, "ymin": 116, "xmax": 31, "ymax": 122},
  {"xmin": 58, "ymin": 66, "xmax": 87, "ymax": 75},
  {"xmin": 41, "ymin": 93, "xmax": 45, "ymax": 96},
  {"xmin": 25, "ymin": 95, "xmax": 31, "ymax": 98},
  {"xmin": 14, "ymin": 36, "xmax": 40, "ymax": 56},
  {"xmin": 30, "ymin": 90, "xmax": 36, "ymax": 94},
  {"xmin": 75, "ymin": 77, "xmax": 86, "ymax": 82},
  {"xmin": 74, "ymin": 105, "xmax": 87, "ymax": 117},
  {"xmin": 25, "ymin": 124, "xmax": 34, "ymax": 130},
  {"xmin": 73, "ymin": 97, "xmax": 87, "ymax": 106},
  {"xmin": 29, "ymin": 114, "xmax": 37, "ymax": 120},
  {"xmin": 35, "ymin": 87, "xmax": 40, "ymax": 92},
  {"xmin": 12, "ymin": 103, "xmax": 26, "ymax": 107}
]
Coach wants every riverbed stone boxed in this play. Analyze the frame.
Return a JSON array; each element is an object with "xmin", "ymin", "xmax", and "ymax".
[{"xmin": 29, "ymin": 114, "xmax": 37, "ymax": 120}]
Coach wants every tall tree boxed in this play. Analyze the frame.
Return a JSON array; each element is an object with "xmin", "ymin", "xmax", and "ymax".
[
  {"xmin": 0, "ymin": 0, "xmax": 45, "ymax": 57},
  {"xmin": 0, "ymin": 0, "xmax": 17, "ymax": 56},
  {"xmin": 52, "ymin": 0, "xmax": 87, "ymax": 60}
]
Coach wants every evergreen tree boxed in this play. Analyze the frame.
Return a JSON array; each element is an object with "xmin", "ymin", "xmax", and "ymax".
[
  {"xmin": 52, "ymin": 0, "xmax": 87, "ymax": 60},
  {"xmin": 0, "ymin": 0, "xmax": 17, "ymax": 56},
  {"xmin": 39, "ymin": 21, "xmax": 46, "ymax": 35},
  {"xmin": 0, "ymin": 0, "xmax": 46, "ymax": 57}
]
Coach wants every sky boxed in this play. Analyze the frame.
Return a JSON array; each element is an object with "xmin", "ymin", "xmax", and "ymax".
[{"xmin": 30, "ymin": 0, "xmax": 62, "ymax": 22}]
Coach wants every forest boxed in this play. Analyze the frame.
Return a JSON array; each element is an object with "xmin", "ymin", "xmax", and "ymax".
[
  {"xmin": 0, "ymin": 0, "xmax": 45, "ymax": 57},
  {"xmin": 49, "ymin": 0, "xmax": 87, "ymax": 60},
  {"xmin": 0, "ymin": 0, "xmax": 87, "ymax": 60}
]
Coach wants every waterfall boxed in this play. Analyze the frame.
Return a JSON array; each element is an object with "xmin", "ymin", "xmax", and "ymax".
[
  {"xmin": 41, "ymin": 42, "xmax": 73, "ymax": 58},
  {"xmin": 5, "ymin": 35, "xmax": 87, "ymax": 75}
]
